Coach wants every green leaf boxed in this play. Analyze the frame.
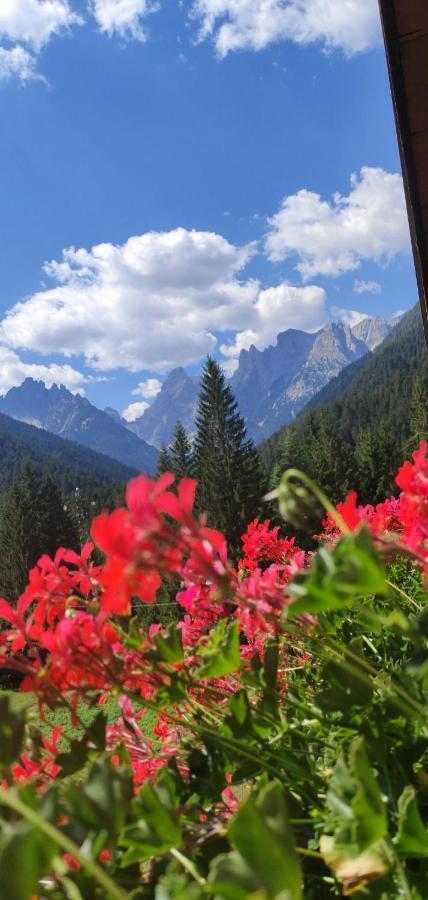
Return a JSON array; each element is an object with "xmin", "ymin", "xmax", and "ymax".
[
  {"xmin": 196, "ymin": 619, "xmax": 240, "ymax": 679},
  {"xmin": 222, "ymin": 781, "xmax": 302, "ymax": 899},
  {"xmin": 86, "ymin": 712, "xmax": 107, "ymax": 751},
  {"xmin": 318, "ymin": 659, "xmax": 373, "ymax": 712},
  {"xmin": 395, "ymin": 786, "xmax": 428, "ymax": 857},
  {"xmin": 288, "ymin": 527, "xmax": 386, "ymax": 617},
  {"xmin": 0, "ymin": 822, "xmax": 55, "ymax": 900},
  {"xmin": 208, "ymin": 851, "xmax": 265, "ymax": 899},
  {"xmin": 66, "ymin": 757, "xmax": 132, "ymax": 835},
  {"xmin": 56, "ymin": 738, "xmax": 89, "ymax": 776},
  {"xmin": 0, "ymin": 696, "xmax": 26, "ymax": 768},
  {"xmin": 326, "ymin": 737, "xmax": 387, "ymax": 856},
  {"xmin": 121, "ymin": 779, "xmax": 181, "ymax": 864},
  {"xmin": 152, "ymin": 624, "xmax": 184, "ymax": 663}
]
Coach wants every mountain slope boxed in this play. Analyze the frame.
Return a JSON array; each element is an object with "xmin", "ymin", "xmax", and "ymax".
[
  {"xmin": 0, "ymin": 411, "xmax": 137, "ymax": 495},
  {"xmin": 259, "ymin": 305, "xmax": 427, "ymax": 498},
  {"xmin": 230, "ymin": 317, "xmax": 391, "ymax": 441},
  {"xmin": 127, "ymin": 316, "xmax": 392, "ymax": 448},
  {"xmin": 0, "ymin": 380, "xmax": 158, "ymax": 474},
  {"xmin": 129, "ymin": 368, "xmax": 200, "ymax": 449}
]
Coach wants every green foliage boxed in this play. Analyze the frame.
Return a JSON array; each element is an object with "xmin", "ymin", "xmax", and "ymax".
[
  {"xmin": 211, "ymin": 781, "xmax": 302, "ymax": 899},
  {"xmin": 1, "ymin": 463, "xmax": 428, "ymax": 898},
  {"xmin": 288, "ymin": 527, "xmax": 387, "ymax": 616},
  {"xmin": 262, "ymin": 305, "xmax": 428, "ymax": 503},
  {"xmin": 169, "ymin": 422, "xmax": 194, "ymax": 480},
  {"xmin": 0, "ymin": 462, "xmax": 80, "ymax": 604},
  {"xmin": 193, "ymin": 357, "xmax": 266, "ymax": 550},
  {"xmin": 0, "ymin": 410, "xmax": 135, "ymax": 496},
  {"xmin": 196, "ymin": 619, "xmax": 240, "ymax": 678}
]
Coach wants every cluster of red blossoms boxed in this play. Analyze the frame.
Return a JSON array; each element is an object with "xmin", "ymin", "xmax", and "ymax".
[
  {"xmin": 0, "ymin": 442, "xmax": 426, "ymax": 792},
  {"xmin": 322, "ymin": 441, "xmax": 428, "ymax": 577}
]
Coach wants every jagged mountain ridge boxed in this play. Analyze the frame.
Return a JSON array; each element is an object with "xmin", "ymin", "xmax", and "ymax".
[
  {"xmin": 258, "ymin": 304, "xmax": 427, "ymax": 491},
  {"xmin": 128, "ymin": 316, "xmax": 393, "ymax": 446},
  {"xmin": 127, "ymin": 367, "xmax": 200, "ymax": 449},
  {"xmin": 0, "ymin": 380, "xmax": 158, "ymax": 474}
]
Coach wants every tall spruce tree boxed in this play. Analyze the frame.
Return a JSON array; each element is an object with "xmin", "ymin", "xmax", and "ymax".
[
  {"xmin": 0, "ymin": 463, "xmax": 79, "ymax": 603},
  {"xmin": 193, "ymin": 357, "xmax": 266, "ymax": 550},
  {"xmin": 157, "ymin": 445, "xmax": 172, "ymax": 476},
  {"xmin": 38, "ymin": 475, "xmax": 80, "ymax": 556},
  {"xmin": 169, "ymin": 422, "xmax": 193, "ymax": 481}
]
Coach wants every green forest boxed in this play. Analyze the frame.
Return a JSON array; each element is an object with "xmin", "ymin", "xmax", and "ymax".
[{"xmin": 261, "ymin": 305, "xmax": 428, "ymax": 504}]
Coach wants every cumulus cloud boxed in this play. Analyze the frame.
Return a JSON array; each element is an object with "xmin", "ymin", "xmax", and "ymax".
[
  {"xmin": 191, "ymin": 0, "xmax": 381, "ymax": 58},
  {"xmin": 122, "ymin": 400, "xmax": 149, "ymax": 421},
  {"xmin": 265, "ymin": 168, "xmax": 411, "ymax": 280},
  {"xmin": 0, "ymin": 345, "xmax": 90, "ymax": 395},
  {"xmin": 0, "ymin": 228, "xmax": 257, "ymax": 372},
  {"xmin": 0, "ymin": 226, "xmax": 328, "ymax": 377},
  {"xmin": 353, "ymin": 279, "xmax": 382, "ymax": 295},
  {"xmin": 220, "ymin": 282, "xmax": 326, "ymax": 359},
  {"xmin": 0, "ymin": 0, "xmax": 81, "ymax": 50},
  {"xmin": 0, "ymin": 44, "xmax": 42, "ymax": 82},
  {"xmin": 89, "ymin": 0, "xmax": 159, "ymax": 42},
  {"xmin": 132, "ymin": 378, "xmax": 162, "ymax": 398},
  {"xmin": 330, "ymin": 305, "xmax": 367, "ymax": 328}
]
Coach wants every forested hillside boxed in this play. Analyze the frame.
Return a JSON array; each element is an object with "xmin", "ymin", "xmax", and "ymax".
[
  {"xmin": 261, "ymin": 305, "xmax": 428, "ymax": 503},
  {"xmin": 0, "ymin": 411, "xmax": 136, "ymax": 497}
]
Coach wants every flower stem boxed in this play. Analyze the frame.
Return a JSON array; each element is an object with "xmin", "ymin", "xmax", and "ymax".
[{"xmin": 0, "ymin": 787, "xmax": 127, "ymax": 900}]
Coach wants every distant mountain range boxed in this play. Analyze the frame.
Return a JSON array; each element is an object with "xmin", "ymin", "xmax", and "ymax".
[
  {"xmin": 0, "ymin": 410, "xmax": 137, "ymax": 496},
  {"xmin": 0, "ymin": 316, "xmax": 397, "ymax": 465},
  {"xmin": 259, "ymin": 304, "xmax": 427, "ymax": 490},
  {"xmin": 116, "ymin": 315, "xmax": 394, "ymax": 447},
  {"xmin": 0, "ymin": 380, "xmax": 158, "ymax": 474}
]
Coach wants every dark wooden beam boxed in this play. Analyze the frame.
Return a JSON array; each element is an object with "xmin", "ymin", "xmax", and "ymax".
[{"xmin": 378, "ymin": 0, "xmax": 428, "ymax": 345}]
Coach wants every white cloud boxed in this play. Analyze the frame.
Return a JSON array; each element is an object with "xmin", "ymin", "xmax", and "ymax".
[
  {"xmin": 0, "ymin": 228, "xmax": 258, "ymax": 372},
  {"xmin": 0, "ymin": 345, "xmax": 90, "ymax": 395},
  {"xmin": 191, "ymin": 0, "xmax": 381, "ymax": 58},
  {"xmin": 0, "ymin": 44, "xmax": 42, "ymax": 82},
  {"xmin": 353, "ymin": 279, "xmax": 382, "ymax": 295},
  {"xmin": 330, "ymin": 305, "xmax": 367, "ymax": 328},
  {"xmin": 122, "ymin": 400, "xmax": 149, "ymax": 421},
  {"xmin": 0, "ymin": 226, "xmax": 328, "ymax": 377},
  {"xmin": 265, "ymin": 168, "xmax": 411, "ymax": 280},
  {"xmin": 221, "ymin": 357, "xmax": 240, "ymax": 378},
  {"xmin": 132, "ymin": 377, "xmax": 162, "ymax": 398},
  {"xmin": 0, "ymin": 0, "xmax": 81, "ymax": 50},
  {"xmin": 89, "ymin": 0, "xmax": 159, "ymax": 41},
  {"xmin": 220, "ymin": 282, "xmax": 326, "ymax": 360}
]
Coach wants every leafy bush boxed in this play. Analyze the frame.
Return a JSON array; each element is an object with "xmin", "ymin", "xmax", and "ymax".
[{"xmin": 0, "ymin": 443, "xmax": 427, "ymax": 899}]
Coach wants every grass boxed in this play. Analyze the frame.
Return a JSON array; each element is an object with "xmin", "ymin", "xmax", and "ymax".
[{"xmin": 3, "ymin": 689, "xmax": 157, "ymax": 745}]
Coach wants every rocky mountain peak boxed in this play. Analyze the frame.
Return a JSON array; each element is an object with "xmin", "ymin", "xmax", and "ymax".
[
  {"xmin": 351, "ymin": 315, "xmax": 392, "ymax": 350},
  {"xmin": 0, "ymin": 381, "xmax": 158, "ymax": 474}
]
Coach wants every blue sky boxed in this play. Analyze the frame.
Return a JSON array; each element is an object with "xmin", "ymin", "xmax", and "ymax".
[{"xmin": 0, "ymin": 1, "xmax": 417, "ymax": 420}]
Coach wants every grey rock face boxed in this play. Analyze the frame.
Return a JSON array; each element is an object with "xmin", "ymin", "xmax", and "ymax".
[
  {"xmin": 0, "ymin": 379, "xmax": 158, "ymax": 474},
  {"xmin": 120, "ymin": 317, "xmax": 393, "ymax": 447},
  {"xmin": 350, "ymin": 316, "xmax": 392, "ymax": 351},
  {"xmin": 230, "ymin": 317, "xmax": 392, "ymax": 442},
  {"xmin": 129, "ymin": 368, "xmax": 200, "ymax": 449}
]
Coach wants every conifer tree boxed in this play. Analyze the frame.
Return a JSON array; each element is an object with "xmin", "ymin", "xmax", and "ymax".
[
  {"xmin": 408, "ymin": 375, "xmax": 428, "ymax": 448},
  {"xmin": 193, "ymin": 357, "xmax": 266, "ymax": 550},
  {"xmin": 157, "ymin": 445, "xmax": 172, "ymax": 476},
  {"xmin": 0, "ymin": 463, "xmax": 79, "ymax": 603},
  {"xmin": 0, "ymin": 461, "xmax": 42, "ymax": 601},
  {"xmin": 305, "ymin": 409, "xmax": 354, "ymax": 505},
  {"xmin": 355, "ymin": 427, "xmax": 378, "ymax": 504},
  {"xmin": 38, "ymin": 475, "xmax": 80, "ymax": 556},
  {"xmin": 169, "ymin": 422, "xmax": 193, "ymax": 481},
  {"xmin": 278, "ymin": 428, "xmax": 300, "ymax": 476}
]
